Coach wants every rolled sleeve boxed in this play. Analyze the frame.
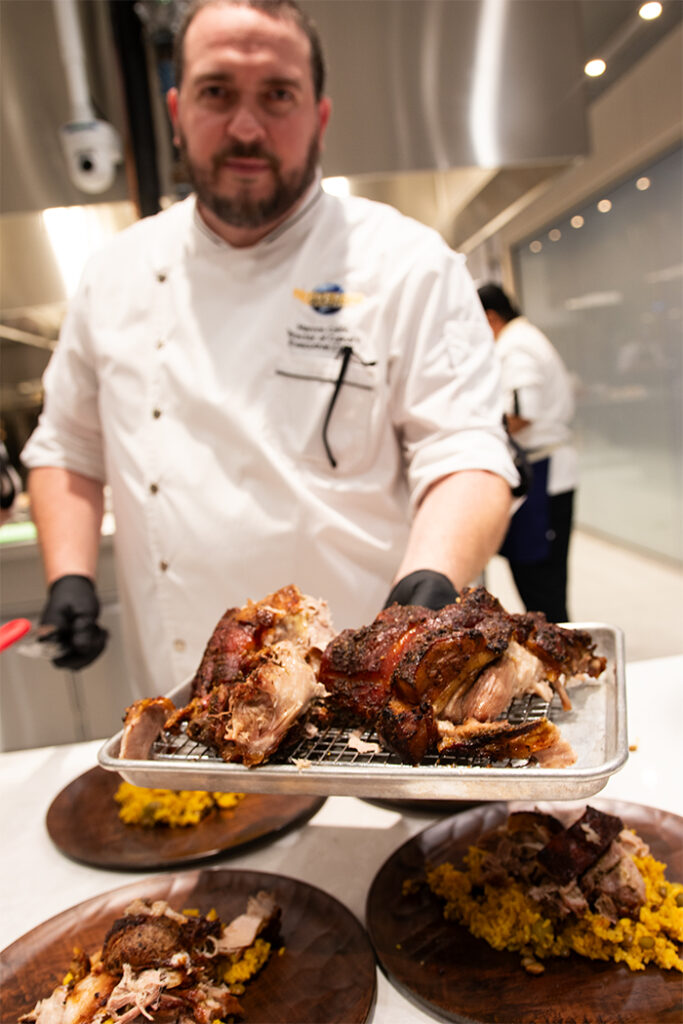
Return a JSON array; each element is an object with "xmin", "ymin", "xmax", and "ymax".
[{"xmin": 390, "ymin": 248, "xmax": 519, "ymax": 512}]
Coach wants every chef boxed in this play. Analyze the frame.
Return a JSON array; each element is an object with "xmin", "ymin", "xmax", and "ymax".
[
  {"xmin": 22, "ymin": 0, "xmax": 517, "ymax": 698},
  {"xmin": 477, "ymin": 282, "xmax": 578, "ymax": 622}
]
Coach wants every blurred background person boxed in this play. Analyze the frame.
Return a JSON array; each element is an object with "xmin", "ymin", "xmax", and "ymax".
[{"xmin": 477, "ymin": 283, "xmax": 578, "ymax": 622}]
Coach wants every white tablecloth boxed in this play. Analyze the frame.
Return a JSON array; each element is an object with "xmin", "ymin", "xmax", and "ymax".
[{"xmin": 1, "ymin": 655, "xmax": 681, "ymax": 1022}]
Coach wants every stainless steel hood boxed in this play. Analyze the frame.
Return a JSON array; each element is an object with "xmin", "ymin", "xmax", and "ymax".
[
  {"xmin": 305, "ymin": 0, "xmax": 588, "ymax": 176},
  {"xmin": 1, "ymin": 0, "xmax": 590, "ymax": 301}
]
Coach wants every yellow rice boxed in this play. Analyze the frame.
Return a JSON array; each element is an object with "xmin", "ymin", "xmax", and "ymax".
[
  {"xmin": 425, "ymin": 842, "xmax": 683, "ymax": 974},
  {"xmin": 114, "ymin": 781, "xmax": 245, "ymax": 827},
  {"xmin": 220, "ymin": 937, "xmax": 273, "ymax": 993}
]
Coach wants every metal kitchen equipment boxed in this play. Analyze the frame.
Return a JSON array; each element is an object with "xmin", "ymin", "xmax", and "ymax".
[{"xmin": 99, "ymin": 624, "xmax": 628, "ymax": 801}]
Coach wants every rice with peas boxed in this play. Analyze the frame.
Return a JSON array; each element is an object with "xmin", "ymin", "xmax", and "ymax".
[
  {"xmin": 114, "ymin": 781, "xmax": 245, "ymax": 827},
  {"xmin": 425, "ymin": 842, "xmax": 683, "ymax": 974}
]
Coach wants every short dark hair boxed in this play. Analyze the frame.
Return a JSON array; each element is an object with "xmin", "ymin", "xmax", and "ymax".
[
  {"xmin": 477, "ymin": 283, "xmax": 520, "ymax": 323},
  {"xmin": 173, "ymin": 0, "xmax": 326, "ymax": 101}
]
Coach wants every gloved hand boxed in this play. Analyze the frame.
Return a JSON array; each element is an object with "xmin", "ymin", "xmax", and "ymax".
[
  {"xmin": 383, "ymin": 569, "xmax": 458, "ymax": 611},
  {"xmin": 40, "ymin": 574, "xmax": 109, "ymax": 670}
]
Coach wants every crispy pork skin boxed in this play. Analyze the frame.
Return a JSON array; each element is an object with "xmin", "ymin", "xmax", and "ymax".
[
  {"xmin": 436, "ymin": 716, "xmax": 575, "ymax": 765},
  {"xmin": 181, "ymin": 682, "xmax": 232, "ymax": 751},
  {"xmin": 476, "ymin": 810, "xmax": 565, "ymax": 885},
  {"xmin": 102, "ymin": 913, "xmax": 182, "ymax": 972},
  {"xmin": 190, "ymin": 584, "xmax": 336, "ymax": 700},
  {"xmin": 376, "ymin": 695, "xmax": 439, "ymax": 764},
  {"xmin": 537, "ymin": 805, "xmax": 624, "ymax": 884},
  {"xmin": 318, "ymin": 597, "xmax": 512, "ymax": 760},
  {"xmin": 390, "ymin": 628, "xmax": 504, "ymax": 713},
  {"xmin": 318, "ymin": 604, "xmax": 433, "ymax": 721},
  {"xmin": 523, "ymin": 614, "xmax": 606, "ymax": 688}
]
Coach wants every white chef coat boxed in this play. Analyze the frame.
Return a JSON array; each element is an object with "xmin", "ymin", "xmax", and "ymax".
[
  {"xmin": 22, "ymin": 177, "xmax": 517, "ymax": 698},
  {"xmin": 495, "ymin": 316, "xmax": 578, "ymax": 496}
]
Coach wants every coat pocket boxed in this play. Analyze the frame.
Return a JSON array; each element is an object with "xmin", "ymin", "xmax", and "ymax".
[{"xmin": 271, "ymin": 345, "xmax": 381, "ymax": 474}]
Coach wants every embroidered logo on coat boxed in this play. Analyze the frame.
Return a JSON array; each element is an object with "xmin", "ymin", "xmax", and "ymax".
[{"xmin": 293, "ymin": 283, "xmax": 364, "ymax": 315}]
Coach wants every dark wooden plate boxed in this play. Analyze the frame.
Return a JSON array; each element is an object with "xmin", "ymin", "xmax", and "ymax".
[
  {"xmin": 0, "ymin": 868, "xmax": 377, "ymax": 1023},
  {"xmin": 46, "ymin": 766, "xmax": 325, "ymax": 870},
  {"xmin": 366, "ymin": 798, "xmax": 683, "ymax": 1024}
]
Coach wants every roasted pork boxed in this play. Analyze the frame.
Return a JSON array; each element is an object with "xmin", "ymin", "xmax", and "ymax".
[
  {"xmin": 118, "ymin": 584, "xmax": 606, "ymax": 769},
  {"xmin": 221, "ymin": 640, "xmax": 328, "ymax": 766},
  {"xmin": 20, "ymin": 894, "xmax": 279, "ymax": 1024},
  {"xmin": 436, "ymin": 716, "xmax": 575, "ymax": 764},
  {"xmin": 318, "ymin": 587, "xmax": 605, "ymax": 765},
  {"xmin": 119, "ymin": 585, "xmax": 336, "ymax": 766},
  {"xmin": 472, "ymin": 806, "xmax": 649, "ymax": 926}
]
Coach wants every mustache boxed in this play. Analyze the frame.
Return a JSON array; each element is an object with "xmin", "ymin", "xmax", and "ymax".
[{"xmin": 211, "ymin": 142, "xmax": 280, "ymax": 173}]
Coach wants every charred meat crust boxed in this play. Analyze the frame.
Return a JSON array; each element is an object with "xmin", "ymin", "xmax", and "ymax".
[
  {"xmin": 119, "ymin": 584, "xmax": 606, "ymax": 769},
  {"xmin": 101, "ymin": 912, "xmax": 221, "ymax": 972},
  {"xmin": 319, "ymin": 586, "xmax": 605, "ymax": 764},
  {"xmin": 190, "ymin": 583, "xmax": 331, "ymax": 701},
  {"xmin": 436, "ymin": 717, "xmax": 563, "ymax": 761},
  {"xmin": 537, "ymin": 805, "xmax": 624, "ymax": 884},
  {"xmin": 376, "ymin": 696, "xmax": 438, "ymax": 764},
  {"xmin": 467, "ymin": 806, "xmax": 645, "ymax": 925}
]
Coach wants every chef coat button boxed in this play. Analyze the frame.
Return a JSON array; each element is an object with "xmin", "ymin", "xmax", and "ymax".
[
  {"xmin": 159, "ymin": 560, "xmax": 169, "ymax": 572},
  {"xmin": 156, "ymin": 272, "xmax": 167, "ymax": 283},
  {"xmin": 173, "ymin": 638, "xmax": 186, "ymax": 653},
  {"xmin": 156, "ymin": 339, "xmax": 165, "ymax": 349},
  {"xmin": 150, "ymin": 483, "xmax": 159, "ymax": 494},
  {"xmin": 152, "ymin": 408, "xmax": 162, "ymax": 419}
]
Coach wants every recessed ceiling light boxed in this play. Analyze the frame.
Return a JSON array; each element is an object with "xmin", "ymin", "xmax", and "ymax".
[
  {"xmin": 549, "ymin": 229, "xmax": 562, "ymax": 241},
  {"xmin": 529, "ymin": 240, "xmax": 543, "ymax": 253},
  {"xmin": 639, "ymin": 2, "xmax": 663, "ymax": 20},
  {"xmin": 597, "ymin": 199, "xmax": 613, "ymax": 213},
  {"xmin": 584, "ymin": 58, "xmax": 606, "ymax": 78},
  {"xmin": 571, "ymin": 215, "xmax": 584, "ymax": 229},
  {"xmin": 636, "ymin": 176, "xmax": 651, "ymax": 191}
]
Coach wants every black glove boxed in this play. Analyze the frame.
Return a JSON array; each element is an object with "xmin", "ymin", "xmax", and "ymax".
[
  {"xmin": 40, "ymin": 574, "xmax": 109, "ymax": 670},
  {"xmin": 383, "ymin": 569, "xmax": 458, "ymax": 611}
]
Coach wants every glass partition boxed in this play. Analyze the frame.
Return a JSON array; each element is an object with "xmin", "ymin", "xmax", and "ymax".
[{"xmin": 512, "ymin": 145, "xmax": 682, "ymax": 563}]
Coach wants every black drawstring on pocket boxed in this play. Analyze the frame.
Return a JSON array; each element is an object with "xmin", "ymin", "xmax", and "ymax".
[{"xmin": 321, "ymin": 345, "xmax": 353, "ymax": 468}]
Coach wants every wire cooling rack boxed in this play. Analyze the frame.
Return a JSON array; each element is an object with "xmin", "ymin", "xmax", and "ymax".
[{"xmin": 99, "ymin": 624, "xmax": 627, "ymax": 801}]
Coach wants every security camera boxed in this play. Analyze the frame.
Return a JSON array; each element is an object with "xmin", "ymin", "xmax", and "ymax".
[{"xmin": 59, "ymin": 118, "xmax": 123, "ymax": 194}]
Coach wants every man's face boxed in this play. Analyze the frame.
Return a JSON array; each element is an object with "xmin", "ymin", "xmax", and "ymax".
[{"xmin": 167, "ymin": 3, "xmax": 331, "ymax": 237}]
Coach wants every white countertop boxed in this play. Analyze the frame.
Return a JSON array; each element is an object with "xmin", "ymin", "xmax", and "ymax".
[{"xmin": 1, "ymin": 654, "xmax": 681, "ymax": 1023}]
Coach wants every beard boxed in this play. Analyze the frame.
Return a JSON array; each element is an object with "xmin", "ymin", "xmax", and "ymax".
[{"xmin": 179, "ymin": 131, "xmax": 321, "ymax": 229}]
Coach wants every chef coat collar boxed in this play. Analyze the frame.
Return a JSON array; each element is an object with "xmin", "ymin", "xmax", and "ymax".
[{"xmin": 191, "ymin": 169, "xmax": 324, "ymax": 251}]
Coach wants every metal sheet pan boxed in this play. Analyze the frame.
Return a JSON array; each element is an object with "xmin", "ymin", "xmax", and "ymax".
[{"xmin": 98, "ymin": 624, "xmax": 628, "ymax": 801}]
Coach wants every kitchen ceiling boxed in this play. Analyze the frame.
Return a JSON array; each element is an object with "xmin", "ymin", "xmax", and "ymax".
[{"xmin": 0, "ymin": 0, "xmax": 680, "ymax": 461}]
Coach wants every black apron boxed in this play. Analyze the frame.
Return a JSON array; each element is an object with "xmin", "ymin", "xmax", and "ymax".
[{"xmin": 499, "ymin": 456, "xmax": 551, "ymax": 564}]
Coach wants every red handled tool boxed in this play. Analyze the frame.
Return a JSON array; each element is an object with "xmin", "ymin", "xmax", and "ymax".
[{"xmin": 0, "ymin": 618, "xmax": 65, "ymax": 659}]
